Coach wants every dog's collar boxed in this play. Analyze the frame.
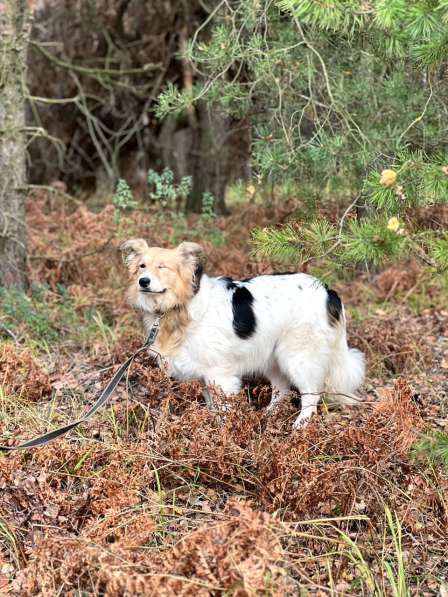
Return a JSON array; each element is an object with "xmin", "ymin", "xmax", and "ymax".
[{"xmin": 153, "ymin": 304, "xmax": 182, "ymax": 318}]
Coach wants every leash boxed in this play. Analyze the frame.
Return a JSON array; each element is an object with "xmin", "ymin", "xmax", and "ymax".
[{"xmin": 0, "ymin": 318, "xmax": 161, "ymax": 452}]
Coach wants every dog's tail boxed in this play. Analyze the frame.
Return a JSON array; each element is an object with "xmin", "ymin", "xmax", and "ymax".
[{"xmin": 325, "ymin": 305, "xmax": 365, "ymax": 405}]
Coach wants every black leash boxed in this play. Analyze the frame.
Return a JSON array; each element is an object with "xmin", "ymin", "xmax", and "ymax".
[{"xmin": 0, "ymin": 318, "xmax": 161, "ymax": 452}]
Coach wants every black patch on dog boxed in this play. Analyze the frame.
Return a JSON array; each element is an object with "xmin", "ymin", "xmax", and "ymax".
[
  {"xmin": 232, "ymin": 286, "xmax": 256, "ymax": 339},
  {"xmin": 326, "ymin": 288, "xmax": 342, "ymax": 326},
  {"xmin": 221, "ymin": 276, "xmax": 237, "ymax": 290},
  {"xmin": 193, "ymin": 263, "xmax": 204, "ymax": 294}
]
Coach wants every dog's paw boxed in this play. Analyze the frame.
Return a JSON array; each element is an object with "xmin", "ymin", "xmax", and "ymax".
[
  {"xmin": 292, "ymin": 409, "xmax": 316, "ymax": 430},
  {"xmin": 266, "ymin": 401, "xmax": 280, "ymax": 414}
]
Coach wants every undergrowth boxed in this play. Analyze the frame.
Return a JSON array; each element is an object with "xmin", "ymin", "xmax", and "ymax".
[{"xmin": 1, "ymin": 191, "xmax": 447, "ymax": 595}]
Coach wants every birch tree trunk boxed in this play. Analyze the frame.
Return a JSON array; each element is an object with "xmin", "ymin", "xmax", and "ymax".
[{"xmin": 0, "ymin": 0, "xmax": 30, "ymax": 289}]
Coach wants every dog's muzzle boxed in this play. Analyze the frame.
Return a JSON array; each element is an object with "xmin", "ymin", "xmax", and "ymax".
[{"xmin": 138, "ymin": 277, "xmax": 166, "ymax": 294}]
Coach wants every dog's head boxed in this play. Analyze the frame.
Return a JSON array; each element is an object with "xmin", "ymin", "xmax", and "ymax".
[{"xmin": 120, "ymin": 239, "xmax": 205, "ymax": 313}]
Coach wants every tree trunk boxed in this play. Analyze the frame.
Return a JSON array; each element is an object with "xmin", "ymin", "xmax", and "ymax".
[
  {"xmin": 187, "ymin": 102, "xmax": 230, "ymax": 215},
  {"xmin": 0, "ymin": 0, "xmax": 30, "ymax": 289},
  {"xmin": 157, "ymin": 104, "xmax": 251, "ymax": 215}
]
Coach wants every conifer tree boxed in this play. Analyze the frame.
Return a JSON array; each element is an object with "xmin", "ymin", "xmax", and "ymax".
[{"xmin": 157, "ymin": 0, "xmax": 448, "ymax": 273}]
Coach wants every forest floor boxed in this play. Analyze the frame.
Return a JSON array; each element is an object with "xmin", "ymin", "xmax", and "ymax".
[{"xmin": 1, "ymin": 191, "xmax": 447, "ymax": 596}]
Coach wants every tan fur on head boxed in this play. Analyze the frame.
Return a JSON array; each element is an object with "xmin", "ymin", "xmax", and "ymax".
[
  {"xmin": 120, "ymin": 238, "xmax": 149, "ymax": 271},
  {"xmin": 177, "ymin": 241, "xmax": 204, "ymax": 267},
  {"xmin": 121, "ymin": 240, "xmax": 205, "ymax": 356}
]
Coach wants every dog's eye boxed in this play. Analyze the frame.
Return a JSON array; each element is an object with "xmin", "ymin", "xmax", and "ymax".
[
  {"xmin": 157, "ymin": 264, "xmax": 167, "ymax": 269},
  {"xmin": 139, "ymin": 264, "xmax": 145, "ymax": 269}
]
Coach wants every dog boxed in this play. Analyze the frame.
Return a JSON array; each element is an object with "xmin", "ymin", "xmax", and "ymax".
[{"xmin": 121, "ymin": 239, "xmax": 365, "ymax": 428}]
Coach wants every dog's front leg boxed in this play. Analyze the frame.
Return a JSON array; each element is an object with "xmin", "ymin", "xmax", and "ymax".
[
  {"xmin": 266, "ymin": 364, "xmax": 291, "ymax": 412},
  {"xmin": 203, "ymin": 373, "xmax": 241, "ymax": 413}
]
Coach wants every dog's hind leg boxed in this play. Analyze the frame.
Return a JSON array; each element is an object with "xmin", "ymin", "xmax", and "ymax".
[{"xmin": 277, "ymin": 350, "xmax": 329, "ymax": 429}]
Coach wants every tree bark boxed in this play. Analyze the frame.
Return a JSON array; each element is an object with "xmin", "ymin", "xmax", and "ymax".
[
  {"xmin": 187, "ymin": 102, "xmax": 229, "ymax": 214},
  {"xmin": 0, "ymin": 0, "xmax": 30, "ymax": 289},
  {"xmin": 187, "ymin": 103, "xmax": 252, "ymax": 215},
  {"xmin": 156, "ymin": 104, "xmax": 251, "ymax": 215}
]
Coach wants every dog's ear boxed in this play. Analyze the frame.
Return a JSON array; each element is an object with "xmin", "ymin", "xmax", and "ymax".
[
  {"xmin": 177, "ymin": 242, "xmax": 205, "ymax": 269},
  {"xmin": 120, "ymin": 238, "xmax": 149, "ymax": 269},
  {"xmin": 177, "ymin": 242, "xmax": 206, "ymax": 293}
]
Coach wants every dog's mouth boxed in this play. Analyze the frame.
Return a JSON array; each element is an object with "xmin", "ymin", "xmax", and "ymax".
[{"xmin": 140, "ymin": 288, "xmax": 167, "ymax": 295}]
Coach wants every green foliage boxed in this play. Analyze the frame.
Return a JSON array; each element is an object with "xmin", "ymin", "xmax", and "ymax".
[
  {"xmin": 413, "ymin": 431, "xmax": 448, "ymax": 468},
  {"xmin": 147, "ymin": 168, "xmax": 192, "ymax": 209},
  {"xmin": 342, "ymin": 219, "xmax": 407, "ymax": 267},
  {"xmin": 414, "ymin": 31, "xmax": 448, "ymax": 66},
  {"xmin": 113, "ymin": 179, "xmax": 138, "ymax": 210},
  {"xmin": 0, "ymin": 284, "xmax": 126, "ymax": 353},
  {"xmin": 201, "ymin": 191, "xmax": 216, "ymax": 220},
  {"xmin": 113, "ymin": 179, "xmax": 138, "ymax": 222},
  {"xmin": 429, "ymin": 235, "xmax": 448, "ymax": 270},
  {"xmin": 252, "ymin": 224, "xmax": 304, "ymax": 263},
  {"xmin": 155, "ymin": 0, "xmax": 448, "ymax": 271},
  {"xmin": 278, "ymin": 0, "xmax": 367, "ymax": 33},
  {"xmin": 337, "ymin": 506, "xmax": 410, "ymax": 596},
  {"xmin": 157, "ymin": 0, "xmax": 448, "ymax": 186},
  {"xmin": 113, "ymin": 167, "xmax": 223, "ymax": 245},
  {"xmin": 253, "ymin": 220, "xmax": 338, "ymax": 264},
  {"xmin": 155, "ymin": 82, "xmax": 195, "ymax": 119},
  {"xmin": 383, "ymin": 507, "xmax": 410, "ymax": 597},
  {"xmin": 254, "ymin": 216, "xmax": 410, "ymax": 269},
  {"xmin": 366, "ymin": 152, "xmax": 448, "ymax": 212},
  {"xmin": 0, "ymin": 285, "xmax": 58, "ymax": 344}
]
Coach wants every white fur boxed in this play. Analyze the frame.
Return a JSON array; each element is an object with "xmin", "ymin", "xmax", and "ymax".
[{"xmin": 143, "ymin": 272, "xmax": 365, "ymax": 429}]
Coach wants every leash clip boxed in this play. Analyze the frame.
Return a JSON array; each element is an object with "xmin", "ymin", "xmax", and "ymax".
[{"xmin": 146, "ymin": 318, "xmax": 160, "ymax": 346}]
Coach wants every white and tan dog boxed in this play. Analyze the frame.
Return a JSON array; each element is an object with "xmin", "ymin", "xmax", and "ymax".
[{"xmin": 121, "ymin": 239, "xmax": 365, "ymax": 428}]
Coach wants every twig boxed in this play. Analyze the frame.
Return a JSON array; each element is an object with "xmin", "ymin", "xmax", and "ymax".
[
  {"xmin": 28, "ymin": 184, "xmax": 82, "ymax": 206},
  {"xmin": 302, "ymin": 193, "xmax": 361, "ymax": 267},
  {"xmin": 398, "ymin": 76, "xmax": 433, "ymax": 145},
  {"xmin": 30, "ymin": 41, "xmax": 162, "ymax": 77}
]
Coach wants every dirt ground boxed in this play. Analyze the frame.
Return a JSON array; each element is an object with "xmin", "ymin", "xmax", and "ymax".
[{"xmin": 1, "ymin": 192, "xmax": 447, "ymax": 595}]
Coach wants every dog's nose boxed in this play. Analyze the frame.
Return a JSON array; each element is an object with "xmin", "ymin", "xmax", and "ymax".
[{"xmin": 139, "ymin": 277, "xmax": 151, "ymax": 289}]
